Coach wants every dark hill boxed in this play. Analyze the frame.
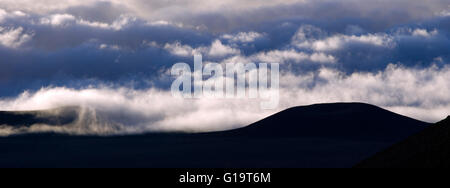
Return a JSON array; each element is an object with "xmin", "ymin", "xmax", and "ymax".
[
  {"xmin": 225, "ymin": 103, "xmax": 428, "ymax": 141},
  {"xmin": 356, "ymin": 116, "xmax": 450, "ymax": 168},
  {"xmin": 0, "ymin": 103, "xmax": 431, "ymax": 168}
]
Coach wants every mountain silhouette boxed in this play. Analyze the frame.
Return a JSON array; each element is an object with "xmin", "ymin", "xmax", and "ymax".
[
  {"xmin": 225, "ymin": 103, "xmax": 427, "ymax": 141},
  {"xmin": 0, "ymin": 103, "xmax": 430, "ymax": 168},
  {"xmin": 0, "ymin": 107, "xmax": 79, "ymax": 127},
  {"xmin": 356, "ymin": 116, "xmax": 450, "ymax": 168}
]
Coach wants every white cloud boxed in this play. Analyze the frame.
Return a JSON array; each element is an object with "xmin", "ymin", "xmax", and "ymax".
[
  {"xmin": 0, "ymin": 0, "xmax": 105, "ymax": 14},
  {"xmin": 253, "ymin": 49, "xmax": 336, "ymax": 64},
  {"xmin": 164, "ymin": 42, "xmax": 196, "ymax": 57},
  {"xmin": 0, "ymin": 9, "xmax": 7, "ymax": 22},
  {"xmin": 79, "ymin": 18, "xmax": 132, "ymax": 30},
  {"xmin": 0, "ymin": 87, "xmax": 272, "ymax": 135},
  {"xmin": 12, "ymin": 10, "xmax": 26, "ymax": 17},
  {"xmin": 146, "ymin": 20, "xmax": 185, "ymax": 28},
  {"xmin": 208, "ymin": 40, "xmax": 240, "ymax": 57},
  {"xmin": 292, "ymin": 25, "xmax": 395, "ymax": 51},
  {"xmin": 412, "ymin": 29, "xmax": 438, "ymax": 37},
  {"xmin": 310, "ymin": 53, "xmax": 336, "ymax": 63},
  {"xmin": 254, "ymin": 49, "xmax": 309, "ymax": 63},
  {"xmin": 211, "ymin": 48, "xmax": 336, "ymax": 65},
  {"xmin": 0, "ymin": 0, "xmax": 306, "ymax": 22},
  {"xmin": 1, "ymin": 65, "xmax": 449, "ymax": 136},
  {"xmin": 40, "ymin": 14, "xmax": 76, "ymax": 26},
  {"xmin": 221, "ymin": 32, "xmax": 264, "ymax": 43},
  {"xmin": 439, "ymin": 10, "xmax": 450, "ymax": 17},
  {"xmin": 99, "ymin": 44, "xmax": 120, "ymax": 50},
  {"xmin": 278, "ymin": 65, "xmax": 450, "ymax": 123},
  {"xmin": 0, "ymin": 27, "xmax": 33, "ymax": 48},
  {"xmin": 311, "ymin": 34, "xmax": 394, "ymax": 51},
  {"xmin": 0, "ymin": 8, "xmax": 27, "ymax": 23},
  {"xmin": 163, "ymin": 40, "xmax": 240, "ymax": 58},
  {"xmin": 39, "ymin": 14, "xmax": 134, "ymax": 30}
]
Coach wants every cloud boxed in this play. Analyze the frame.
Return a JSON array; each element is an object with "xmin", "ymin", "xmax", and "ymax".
[
  {"xmin": 164, "ymin": 40, "xmax": 240, "ymax": 58},
  {"xmin": 0, "ymin": 87, "xmax": 272, "ymax": 135},
  {"xmin": 0, "ymin": 9, "xmax": 6, "ymax": 22},
  {"xmin": 411, "ymin": 29, "xmax": 439, "ymax": 38},
  {"xmin": 0, "ymin": 0, "xmax": 450, "ymax": 136},
  {"xmin": 0, "ymin": 0, "xmax": 105, "ymax": 14},
  {"xmin": 310, "ymin": 53, "xmax": 336, "ymax": 63},
  {"xmin": 0, "ymin": 8, "xmax": 28, "ymax": 23},
  {"xmin": 40, "ymin": 14, "xmax": 76, "ymax": 26},
  {"xmin": 0, "ymin": 27, "xmax": 33, "ymax": 48},
  {"xmin": 78, "ymin": 15, "xmax": 136, "ymax": 30},
  {"xmin": 288, "ymin": 24, "xmax": 450, "ymax": 72},
  {"xmin": 221, "ymin": 32, "xmax": 264, "ymax": 43},
  {"xmin": 278, "ymin": 64, "xmax": 450, "ymax": 123},
  {"xmin": 2, "ymin": 0, "xmax": 448, "ymax": 33},
  {"xmin": 1, "ymin": 17, "xmax": 449, "ymax": 95},
  {"xmin": 252, "ymin": 49, "xmax": 336, "ymax": 64},
  {"xmin": 439, "ymin": 10, "xmax": 450, "ymax": 17},
  {"xmin": 38, "ymin": 13, "xmax": 136, "ymax": 30},
  {"xmin": 1, "ymin": 64, "xmax": 449, "ymax": 136},
  {"xmin": 294, "ymin": 32, "xmax": 395, "ymax": 51},
  {"xmin": 208, "ymin": 40, "xmax": 240, "ymax": 57},
  {"xmin": 164, "ymin": 42, "xmax": 196, "ymax": 57}
]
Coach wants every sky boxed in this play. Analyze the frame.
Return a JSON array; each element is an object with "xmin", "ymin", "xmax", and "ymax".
[{"xmin": 0, "ymin": 0, "xmax": 450, "ymax": 135}]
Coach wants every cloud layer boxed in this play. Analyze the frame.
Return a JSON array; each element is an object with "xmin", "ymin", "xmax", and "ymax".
[
  {"xmin": 1, "ymin": 64, "xmax": 450, "ymax": 136},
  {"xmin": 1, "ymin": 0, "xmax": 450, "ymax": 135}
]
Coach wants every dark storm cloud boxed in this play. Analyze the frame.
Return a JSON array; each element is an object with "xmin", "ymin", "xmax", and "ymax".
[
  {"xmin": 64, "ymin": 1, "xmax": 129, "ymax": 23},
  {"xmin": 0, "ymin": 0, "xmax": 450, "ymax": 95},
  {"xmin": 1, "ymin": 0, "xmax": 450, "ymax": 135}
]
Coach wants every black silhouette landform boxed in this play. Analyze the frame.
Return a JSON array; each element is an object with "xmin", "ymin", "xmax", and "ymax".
[
  {"xmin": 0, "ymin": 107, "xmax": 79, "ymax": 127},
  {"xmin": 356, "ymin": 116, "xmax": 450, "ymax": 168},
  {"xmin": 0, "ymin": 103, "xmax": 435, "ymax": 168}
]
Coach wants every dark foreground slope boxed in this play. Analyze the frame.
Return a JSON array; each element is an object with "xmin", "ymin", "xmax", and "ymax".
[
  {"xmin": 356, "ymin": 117, "xmax": 450, "ymax": 168},
  {"xmin": 0, "ymin": 103, "xmax": 428, "ymax": 168}
]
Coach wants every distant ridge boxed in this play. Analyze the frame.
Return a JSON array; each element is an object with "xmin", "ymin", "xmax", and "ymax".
[
  {"xmin": 356, "ymin": 116, "xmax": 450, "ymax": 168},
  {"xmin": 226, "ymin": 103, "xmax": 428, "ymax": 141},
  {"xmin": 0, "ymin": 107, "xmax": 79, "ymax": 127}
]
